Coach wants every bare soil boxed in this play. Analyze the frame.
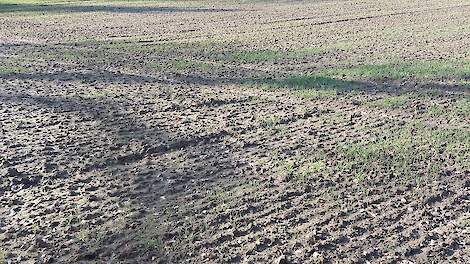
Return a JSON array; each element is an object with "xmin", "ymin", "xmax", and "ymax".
[{"xmin": 0, "ymin": 0, "xmax": 469, "ymax": 263}]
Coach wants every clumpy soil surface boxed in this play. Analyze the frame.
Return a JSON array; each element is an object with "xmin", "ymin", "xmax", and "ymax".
[{"xmin": 0, "ymin": 0, "xmax": 469, "ymax": 263}]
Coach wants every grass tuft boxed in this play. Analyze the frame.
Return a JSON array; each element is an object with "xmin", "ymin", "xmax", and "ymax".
[
  {"xmin": 0, "ymin": 250, "xmax": 5, "ymax": 264},
  {"xmin": 0, "ymin": 65, "xmax": 26, "ymax": 74},
  {"xmin": 367, "ymin": 95, "xmax": 408, "ymax": 109},
  {"xmin": 260, "ymin": 116, "xmax": 283, "ymax": 128}
]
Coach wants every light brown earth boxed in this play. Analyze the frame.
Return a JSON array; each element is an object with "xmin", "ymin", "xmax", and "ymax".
[{"xmin": 0, "ymin": 0, "xmax": 469, "ymax": 263}]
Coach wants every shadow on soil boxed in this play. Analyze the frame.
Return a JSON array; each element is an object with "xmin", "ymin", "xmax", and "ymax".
[
  {"xmin": 247, "ymin": 74, "xmax": 469, "ymax": 96},
  {"xmin": 0, "ymin": 3, "xmax": 239, "ymax": 14},
  {"xmin": 1, "ymin": 67, "xmax": 466, "ymax": 99},
  {"xmin": 1, "ymin": 40, "xmax": 468, "ymax": 262},
  {"xmin": 0, "ymin": 71, "xmax": 177, "ymax": 85},
  {"xmin": 0, "ymin": 85, "xmax": 244, "ymax": 262}
]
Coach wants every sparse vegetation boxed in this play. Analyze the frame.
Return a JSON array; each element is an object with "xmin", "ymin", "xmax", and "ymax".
[
  {"xmin": 0, "ymin": 250, "xmax": 5, "ymax": 264},
  {"xmin": 295, "ymin": 159, "xmax": 328, "ymax": 183},
  {"xmin": 336, "ymin": 122, "xmax": 469, "ymax": 184},
  {"xmin": 367, "ymin": 95, "xmax": 409, "ymax": 109},
  {"xmin": 0, "ymin": 65, "xmax": 26, "ymax": 74},
  {"xmin": 252, "ymin": 75, "xmax": 361, "ymax": 94},
  {"xmin": 294, "ymin": 88, "xmax": 338, "ymax": 99},
  {"xmin": 321, "ymin": 60, "xmax": 470, "ymax": 83},
  {"xmin": 260, "ymin": 116, "xmax": 283, "ymax": 128},
  {"xmin": 227, "ymin": 45, "xmax": 337, "ymax": 63},
  {"xmin": 278, "ymin": 152, "xmax": 329, "ymax": 184},
  {"xmin": 149, "ymin": 59, "xmax": 214, "ymax": 72},
  {"xmin": 136, "ymin": 217, "xmax": 164, "ymax": 254},
  {"xmin": 426, "ymin": 98, "xmax": 470, "ymax": 119},
  {"xmin": 2, "ymin": 0, "xmax": 469, "ymax": 263},
  {"xmin": 76, "ymin": 229, "xmax": 90, "ymax": 243}
]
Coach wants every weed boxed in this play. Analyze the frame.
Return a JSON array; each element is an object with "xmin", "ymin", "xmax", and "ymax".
[
  {"xmin": 260, "ymin": 116, "xmax": 282, "ymax": 128},
  {"xmin": 76, "ymin": 229, "xmax": 90, "ymax": 243},
  {"xmin": 31, "ymin": 222, "xmax": 41, "ymax": 234},
  {"xmin": 427, "ymin": 104, "xmax": 446, "ymax": 117},
  {"xmin": 354, "ymin": 172, "xmax": 366, "ymax": 183},
  {"xmin": 173, "ymin": 60, "xmax": 213, "ymax": 71},
  {"xmin": 88, "ymin": 230, "xmax": 107, "ymax": 253},
  {"xmin": 284, "ymin": 162, "xmax": 295, "ymax": 176},
  {"xmin": 278, "ymin": 152, "xmax": 329, "ymax": 184},
  {"xmin": 62, "ymin": 49, "xmax": 83, "ymax": 61},
  {"xmin": 415, "ymin": 176, "xmax": 423, "ymax": 188},
  {"xmin": 367, "ymin": 95, "xmax": 408, "ymax": 109},
  {"xmin": 207, "ymin": 187, "xmax": 229, "ymax": 204},
  {"xmin": 172, "ymin": 60, "xmax": 195, "ymax": 71},
  {"xmin": 136, "ymin": 217, "xmax": 164, "ymax": 255},
  {"xmin": 295, "ymin": 160, "xmax": 328, "ymax": 183},
  {"xmin": 0, "ymin": 250, "xmax": 5, "ymax": 264}
]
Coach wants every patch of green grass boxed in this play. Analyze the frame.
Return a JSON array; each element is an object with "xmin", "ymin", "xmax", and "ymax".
[
  {"xmin": 260, "ymin": 116, "xmax": 282, "ymax": 128},
  {"xmin": 254, "ymin": 59, "xmax": 469, "ymax": 97},
  {"xmin": 0, "ymin": 249, "xmax": 5, "ymax": 264},
  {"xmin": 295, "ymin": 160, "xmax": 328, "ymax": 183},
  {"xmin": 75, "ymin": 215, "xmax": 127, "ymax": 254},
  {"xmin": 136, "ymin": 217, "xmax": 164, "ymax": 253},
  {"xmin": 147, "ymin": 61, "xmax": 164, "ymax": 71},
  {"xmin": 170, "ymin": 60, "xmax": 193, "ymax": 71},
  {"xmin": 98, "ymin": 40, "xmax": 156, "ymax": 53},
  {"xmin": 0, "ymin": 1, "xmax": 73, "ymax": 13},
  {"xmin": 77, "ymin": 227, "xmax": 107, "ymax": 254},
  {"xmin": 0, "ymin": 0, "xmax": 187, "ymax": 14},
  {"xmin": 207, "ymin": 188, "xmax": 229, "ymax": 204},
  {"xmin": 426, "ymin": 98, "xmax": 470, "ymax": 119},
  {"xmin": 207, "ymin": 183, "xmax": 261, "ymax": 205},
  {"xmin": 174, "ymin": 60, "xmax": 213, "ymax": 71},
  {"xmin": 367, "ymin": 95, "xmax": 409, "ymax": 109},
  {"xmin": 321, "ymin": 60, "xmax": 470, "ymax": 83},
  {"xmin": 0, "ymin": 65, "xmax": 26, "ymax": 74},
  {"xmin": 205, "ymin": 181, "xmax": 262, "ymax": 214},
  {"xmin": 62, "ymin": 49, "xmax": 84, "ymax": 61},
  {"xmin": 337, "ymin": 122, "xmax": 470, "ymax": 184},
  {"xmin": 0, "ymin": 0, "xmax": 72, "ymax": 3},
  {"xmin": 278, "ymin": 152, "xmax": 329, "ymax": 184},
  {"xmin": 76, "ymin": 229, "xmax": 90, "ymax": 243},
  {"xmin": 427, "ymin": 104, "xmax": 446, "ymax": 117},
  {"xmin": 33, "ymin": 46, "xmax": 91, "ymax": 63},
  {"xmin": 226, "ymin": 44, "xmax": 346, "ymax": 64},
  {"xmin": 294, "ymin": 88, "xmax": 338, "ymax": 99},
  {"xmin": 149, "ymin": 59, "xmax": 214, "ymax": 72},
  {"xmin": 253, "ymin": 75, "xmax": 361, "ymax": 92},
  {"xmin": 457, "ymin": 79, "xmax": 470, "ymax": 87},
  {"xmin": 452, "ymin": 98, "xmax": 470, "ymax": 117},
  {"xmin": 229, "ymin": 50, "xmax": 284, "ymax": 64},
  {"xmin": 148, "ymin": 41, "xmax": 218, "ymax": 57}
]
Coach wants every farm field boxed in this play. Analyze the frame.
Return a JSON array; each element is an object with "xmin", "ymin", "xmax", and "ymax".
[{"xmin": 0, "ymin": 0, "xmax": 469, "ymax": 263}]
